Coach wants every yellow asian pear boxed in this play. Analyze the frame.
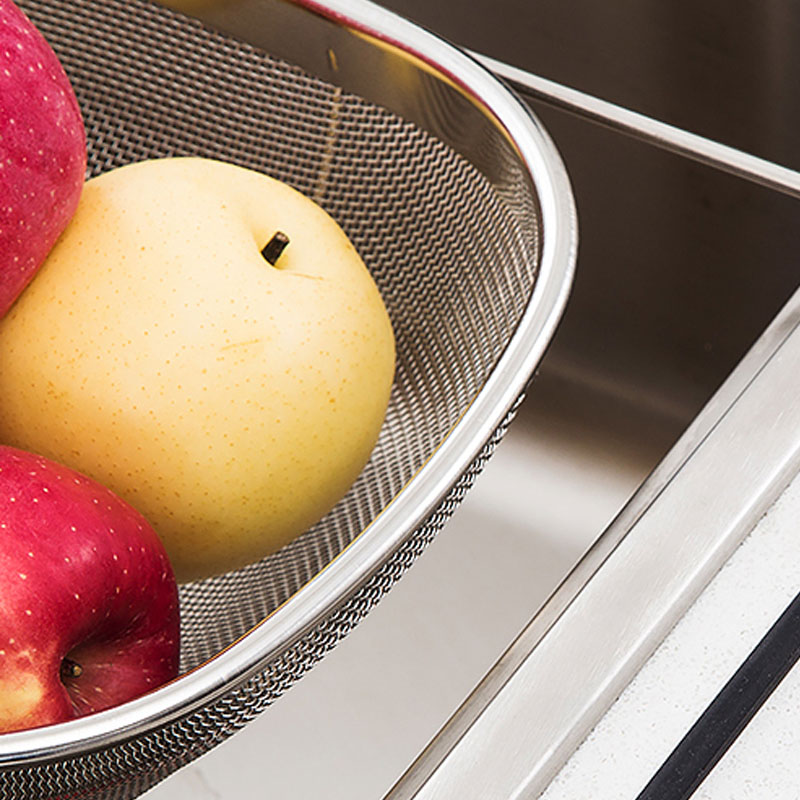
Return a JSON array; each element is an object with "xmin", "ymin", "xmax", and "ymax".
[{"xmin": 0, "ymin": 157, "xmax": 395, "ymax": 582}]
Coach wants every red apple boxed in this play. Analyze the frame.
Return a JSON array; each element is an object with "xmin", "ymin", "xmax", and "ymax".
[
  {"xmin": 0, "ymin": 0, "xmax": 86, "ymax": 319},
  {"xmin": 0, "ymin": 446, "xmax": 180, "ymax": 733}
]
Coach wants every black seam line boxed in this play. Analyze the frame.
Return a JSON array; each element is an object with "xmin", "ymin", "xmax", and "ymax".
[{"xmin": 635, "ymin": 585, "xmax": 800, "ymax": 800}]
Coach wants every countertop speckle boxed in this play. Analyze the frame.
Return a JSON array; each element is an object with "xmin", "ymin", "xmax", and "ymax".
[{"xmin": 542, "ymin": 467, "xmax": 800, "ymax": 799}]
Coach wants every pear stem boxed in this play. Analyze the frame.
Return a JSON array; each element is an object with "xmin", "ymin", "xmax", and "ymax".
[
  {"xmin": 60, "ymin": 658, "xmax": 83, "ymax": 680},
  {"xmin": 261, "ymin": 231, "xmax": 290, "ymax": 265}
]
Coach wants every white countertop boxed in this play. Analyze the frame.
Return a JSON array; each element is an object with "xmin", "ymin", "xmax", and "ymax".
[{"xmin": 542, "ymin": 463, "xmax": 800, "ymax": 799}]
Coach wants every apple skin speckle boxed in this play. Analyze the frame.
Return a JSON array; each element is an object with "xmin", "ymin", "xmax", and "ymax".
[
  {"xmin": 0, "ymin": 445, "xmax": 180, "ymax": 733},
  {"xmin": 0, "ymin": 0, "xmax": 86, "ymax": 319}
]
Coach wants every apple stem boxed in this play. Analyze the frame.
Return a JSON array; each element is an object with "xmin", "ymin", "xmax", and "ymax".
[
  {"xmin": 60, "ymin": 658, "xmax": 83, "ymax": 680},
  {"xmin": 261, "ymin": 231, "xmax": 290, "ymax": 265}
]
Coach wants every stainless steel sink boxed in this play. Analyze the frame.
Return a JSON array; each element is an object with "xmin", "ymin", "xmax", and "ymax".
[{"xmin": 144, "ymin": 1, "xmax": 800, "ymax": 798}]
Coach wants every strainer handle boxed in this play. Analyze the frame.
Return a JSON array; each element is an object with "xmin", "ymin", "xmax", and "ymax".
[{"xmin": 475, "ymin": 52, "xmax": 800, "ymax": 201}]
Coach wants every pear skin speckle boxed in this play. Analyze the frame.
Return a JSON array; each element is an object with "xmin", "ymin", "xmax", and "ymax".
[{"xmin": 0, "ymin": 157, "xmax": 395, "ymax": 582}]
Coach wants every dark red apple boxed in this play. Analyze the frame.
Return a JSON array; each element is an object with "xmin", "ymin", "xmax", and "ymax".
[
  {"xmin": 0, "ymin": 446, "xmax": 179, "ymax": 733},
  {"xmin": 0, "ymin": 0, "xmax": 86, "ymax": 319}
]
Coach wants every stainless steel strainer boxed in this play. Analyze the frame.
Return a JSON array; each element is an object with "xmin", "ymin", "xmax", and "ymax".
[{"xmin": 1, "ymin": 0, "xmax": 575, "ymax": 796}]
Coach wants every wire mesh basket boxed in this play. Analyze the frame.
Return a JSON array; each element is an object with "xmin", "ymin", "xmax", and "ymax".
[{"xmin": 1, "ymin": 0, "xmax": 576, "ymax": 796}]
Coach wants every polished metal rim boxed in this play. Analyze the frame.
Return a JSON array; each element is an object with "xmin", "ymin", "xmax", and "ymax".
[{"xmin": 0, "ymin": 0, "xmax": 576, "ymax": 765}]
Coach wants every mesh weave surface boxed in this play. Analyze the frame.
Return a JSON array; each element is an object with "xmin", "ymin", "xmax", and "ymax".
[{"xmin": 7, "ymin": 0, "xmax": 542, "ymax": 796}]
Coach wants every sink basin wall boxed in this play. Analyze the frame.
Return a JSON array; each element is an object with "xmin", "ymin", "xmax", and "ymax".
[{"xmin": 384, "ymin": 0, "xmax": 800, "ymax": 425}]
